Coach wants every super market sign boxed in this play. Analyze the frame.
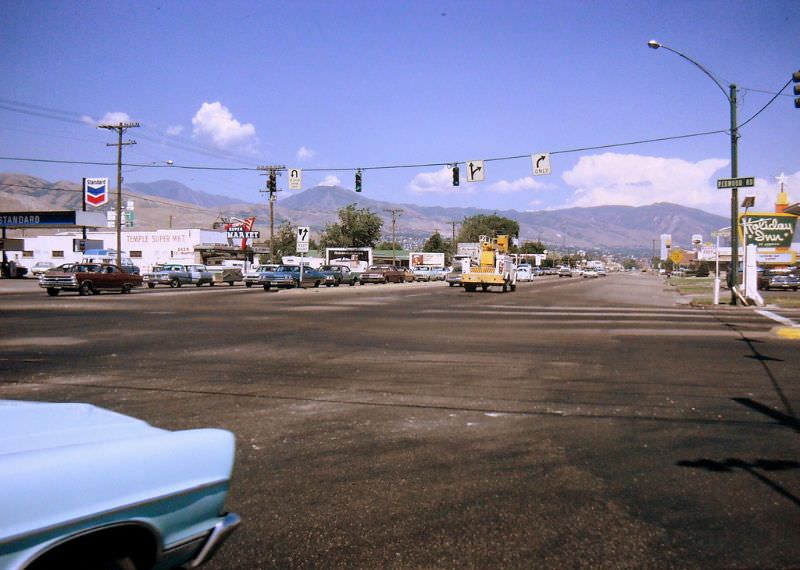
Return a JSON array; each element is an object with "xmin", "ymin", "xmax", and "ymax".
[{"xmin": 740, "ymin": 213, "xmax": 797, "ymax": 248}]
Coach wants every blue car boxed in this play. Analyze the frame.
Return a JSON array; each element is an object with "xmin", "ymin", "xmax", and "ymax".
[
  {"xmin": 0, "ymin": 400, "xmax": 239, "ymax": 570},
  {"xmin": 258, "ymin": 265, "xmax": 327, "ymax": 291}
]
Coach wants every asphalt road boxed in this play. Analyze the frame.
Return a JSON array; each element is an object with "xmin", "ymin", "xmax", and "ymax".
[{"xmin": 2, "ymin": 274, "xmax": 799, "ymax": 569}]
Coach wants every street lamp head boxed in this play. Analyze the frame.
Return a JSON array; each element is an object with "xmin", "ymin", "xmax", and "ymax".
[{"xmin": 647, "ymin": 40, "xmax": 661, "ymax": 50}]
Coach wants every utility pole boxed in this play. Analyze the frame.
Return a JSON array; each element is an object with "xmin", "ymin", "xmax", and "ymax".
[
  {"xmin": 384, "ymin": 208, "xmax": 403, "ymax": 266},
  {"xmin": 99, "ymin": 122, "xmax": 139, "ymax": 267},
  {"xmin": 258, "ymin": 165, "xmax": 285, "ymax": 263}
]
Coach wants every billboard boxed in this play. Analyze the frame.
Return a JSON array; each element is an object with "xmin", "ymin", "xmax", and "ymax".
[
  {"xmin": 326, "ymin": 247, "xmax": 372, "ymax": 268},
  {"xmin": 740, "ymin": 213, "xmax": 797, "ymax": 248},
  {"xmin": 409, "ymin": 252, "xmax": 445, "ymax": 268}
]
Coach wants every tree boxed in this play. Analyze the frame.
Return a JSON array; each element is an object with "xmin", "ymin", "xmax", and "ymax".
[
  {"xmin": 273, "ymin": 221, "xmax": 300, "ymax": 260},
  {"xmin": 377, "ymin": 241, "xmax": 401, "ymax": 250},
  {"xmin": 318, "ymin": 204, "xmax": 383, "ymax": 251},
  {"xmin": 457, "ymin": 214, "xmax": 520, "ymax": 243},
  {"xmin": 422, "ymin": 231, "xmax": 453, "ymax": 255},
  {"xmin": 518, "ymin": 240, "xmax": 546, "ymax": 254}
]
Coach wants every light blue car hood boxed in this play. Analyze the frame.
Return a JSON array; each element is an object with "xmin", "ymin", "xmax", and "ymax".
[{"xmin": 0, "ymin": 400, "xmax": 165, "ymax": 456}]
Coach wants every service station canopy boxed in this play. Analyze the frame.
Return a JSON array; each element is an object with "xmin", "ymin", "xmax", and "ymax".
[{"xmin": 0, "ymin": 211, "xmax": 107, "ymax": 229}]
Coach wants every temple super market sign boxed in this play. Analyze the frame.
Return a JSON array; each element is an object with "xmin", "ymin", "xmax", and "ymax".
[{"xmin": 740, "ymin": 213, "xmax": 797, "ymax": 248}]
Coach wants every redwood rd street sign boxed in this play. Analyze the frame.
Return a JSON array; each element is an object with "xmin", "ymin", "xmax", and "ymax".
[{"xmin": 716, "ymin": 177, "xmax": 754, "ymax": 189}]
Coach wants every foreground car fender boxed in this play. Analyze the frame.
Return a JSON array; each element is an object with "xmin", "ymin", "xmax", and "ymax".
[{"xmin": 0, "ymin": 401, "xmax": 239, "ymax": 570}]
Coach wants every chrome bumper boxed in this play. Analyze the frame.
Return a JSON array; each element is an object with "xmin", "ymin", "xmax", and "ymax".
[{"xmin": 184, "ymin": 512, "xmax": 241, "ymax": 569}]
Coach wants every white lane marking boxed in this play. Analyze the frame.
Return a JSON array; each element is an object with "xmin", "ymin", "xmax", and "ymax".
[{"xmin": 755, "ymin": 309, "xmax": 800, "ymax": 328}]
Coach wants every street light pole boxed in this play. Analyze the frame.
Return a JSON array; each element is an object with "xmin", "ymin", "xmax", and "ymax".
[{"xmin": 648, "ymin": 40, "xmax": 740, "ymax": 304}]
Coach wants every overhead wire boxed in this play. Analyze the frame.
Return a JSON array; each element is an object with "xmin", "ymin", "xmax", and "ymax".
[{"xmin": 0, "ymin": 82, "xmax": 792, "ymax": 177}]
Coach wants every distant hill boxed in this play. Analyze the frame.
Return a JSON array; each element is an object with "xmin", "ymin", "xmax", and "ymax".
[
  {"xmin": 0, "ymin": 173, "xmax": 729, "ymax": 249},
  {"xmin": 125, "ymin": 180, "xmax": 245, "ymax": 209}
]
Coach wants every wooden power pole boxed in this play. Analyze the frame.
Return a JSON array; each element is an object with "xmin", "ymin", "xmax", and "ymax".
[{"xmin": 99, "ymin": 122, "xmax": 139, "ymax": 267}]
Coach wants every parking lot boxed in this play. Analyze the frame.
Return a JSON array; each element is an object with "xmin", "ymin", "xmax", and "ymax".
[{"xmin": 2, "ymin": 273, "xmax": 799, "ymax": 568}]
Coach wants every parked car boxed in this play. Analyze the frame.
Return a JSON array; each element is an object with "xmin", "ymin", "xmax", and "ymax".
[
  {"xmin": 400, "ymin": 267, "xmax": 416, "ymax": 282},
  {"xmin": 143, "ymin": 264, "xmax": 214, "ymax": 288},
  {"xmin": 412, "ymin": 265, "xmax": 433, "ymax": 281},
  {"xmin": 763, "ymin": 274, "xmax": 799, "ymax": 291},
  {"xmin": 243, "ymin": 264, "xmax": 279, "ymax": 288},
  {"xmin": 359, "ymin": 265, "xmax": 405, "ymax": 284},
  {"xmin": 259, "ymin": 265, "xmax": 327, "ymax": 290},
  {"xmin": 516, "ymin": 264, "xmax": 533, "ymax": 282},
  {"xmin": 557, "ymin": 266, "xmax": 573, "ymax": 277},
  {"xmin": 39, "ymin": 263, "xmax": 143, "ymax": 296},
  {"xmin": 29, "ymin": 261, "xmax": 54, "ymax": 278},
  {"xmin": 429, "ymin": 267, "xmax": 447, "ymax": 281},
  {"xmin": 318, "ymin": 265, "xmax": 359, "ymax": 286},
  {"xmin": 0, "ymin": 399, "xmax": 239, "ymax": 570},
  {"xmin": 445, "ymin": 267, "xmax": 463, "ymax": 287}
]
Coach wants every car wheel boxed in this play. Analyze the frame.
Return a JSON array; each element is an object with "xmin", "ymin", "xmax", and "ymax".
[
  {"xmin": 481, "ymin": 284, "xmax": 489, "ymax": 291},
  {"xmin": 314, "ymin": 281, "xmax": 321, "ymax": 288},
  {"xmin": 46, "ymin": 287, "xmax": 60, "ymax": 296},
  {"xmin": 79, "ymin": 282, "xmax": 93, "ymax": 296},
  {"xmin": 334, "ymin": 282, "xmax": 340, "ymax": 287},
  {"xmin": 245, "ymin": 282, "xmax": 252, "ymax": 288},
  {"xmin": 170, "ymin": 279, "xmax": 180, "ymax": 288},
  {"xmin": 210, "ymin": 281, "xmax": 215, "ymax": 287},
  {"xmin": 464, "ymin": 283, "xmax": 477, "ymax": 292},
  {"xmin": 196, "ymin": 282, "xmax": 202, "ymax": 287},
  {"xmin": 121, "ymin": 284, "xmax": 132, "ymax": 294},
  {"xmin": 147, "ymin": 283, "xmax": 156, "ymax": 289},
  {"xmin": 263, "ymin": 283, "xmax": 271, "ymax": 291},
  {"xmin": 228, "ymin": 281, "xmax": 234, "ymax": 286}
]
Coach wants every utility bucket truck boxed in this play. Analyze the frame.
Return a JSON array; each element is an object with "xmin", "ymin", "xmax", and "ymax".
[{"xmin": 462, "ymin": 235, "xmax": 517, "ymax": 292}]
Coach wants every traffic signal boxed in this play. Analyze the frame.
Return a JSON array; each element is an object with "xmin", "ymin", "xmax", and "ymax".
[
  {"xmin": 268, "ymin": 171, "xmax": 277, "ymax": 192},
  {"xmin": 452, "ymin": 165, "xmax": 460, "ymax": 186},
  {"xmin": 355, "ymin": 169, "xmax": 362, "ymax": 192},
  {"xmin": 794, "ymin": 70, "xmax": 800, "ymax": 109}
]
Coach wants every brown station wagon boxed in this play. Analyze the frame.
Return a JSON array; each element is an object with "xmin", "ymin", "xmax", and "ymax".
[{"xmin": 39, "ymin": 263, "xmax": 144, "ymax": 296}]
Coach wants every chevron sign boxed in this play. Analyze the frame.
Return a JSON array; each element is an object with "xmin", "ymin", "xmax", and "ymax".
[{"xmin": 84, "ymin": 178, "xmax": 109, "ymax": 207}]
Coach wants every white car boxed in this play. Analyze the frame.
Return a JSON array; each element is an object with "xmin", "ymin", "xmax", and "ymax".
[
  {"xmin": 582, "ymin": 268, "xmax": 599, "ymax": 278},
  {"xmin": 29, "ymin": 262, "xmax": 55, "ymax": 278},
  {"xmin": 516, "ymin": 265, "xmax": 533, "ymax": 282}
]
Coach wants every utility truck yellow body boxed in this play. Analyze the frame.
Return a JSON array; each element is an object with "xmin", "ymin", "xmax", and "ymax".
[{"xmin": 462, "ymin": 235, "xmax": 517, "ymax": 293}]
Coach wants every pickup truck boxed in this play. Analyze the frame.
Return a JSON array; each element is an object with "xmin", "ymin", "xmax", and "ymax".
[
  {"xmin": 39, "ymin": 263, "xmax": 143, "ymax": 296},
  {"xmin": 143, "ymin": 264, "xmax": 215, "ymax": 288},
  {"xmin": 0, "ymin": 399, "xmax": 239, "ymax": 570}
]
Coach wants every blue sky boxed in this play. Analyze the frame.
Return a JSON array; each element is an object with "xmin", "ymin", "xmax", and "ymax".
[{"xmin": 2, "ymin": 0, "xmax": 798, "ymax": 216}]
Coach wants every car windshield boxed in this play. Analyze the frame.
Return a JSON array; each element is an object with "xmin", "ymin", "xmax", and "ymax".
[{"xmin": 277, "ymin": 266, "xmax": 299, "ymax": 272}]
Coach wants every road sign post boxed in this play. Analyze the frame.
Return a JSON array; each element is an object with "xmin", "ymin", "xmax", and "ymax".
[{"xmin": 297, "ymin": 226, "xmax": 310, "ymax": 283}]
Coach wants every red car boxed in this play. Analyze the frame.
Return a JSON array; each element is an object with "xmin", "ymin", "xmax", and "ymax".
[
  {"xmin": 359, "ymin": 265, "xmax": 405, "ymax": 284},
  {"xmin": 39, "ymin": 263, "xmax": 143, "ymax": 296}
]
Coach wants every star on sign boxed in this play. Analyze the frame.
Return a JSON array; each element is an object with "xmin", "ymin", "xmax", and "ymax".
[{"xmin": 776, "ymin": 172, "xmax": 788, "ymax": 187}]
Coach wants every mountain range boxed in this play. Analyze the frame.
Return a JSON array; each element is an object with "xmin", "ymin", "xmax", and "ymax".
[{"xmin": 0, "ymin": 173, "xmax": 729, "ymax": 250}]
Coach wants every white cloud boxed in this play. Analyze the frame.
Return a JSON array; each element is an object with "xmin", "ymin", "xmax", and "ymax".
[
  {"xmin": 80, "ymin": 111, "xmax": 132, "ymax": 127},
  {"xmin": 320, "ymin": 175, "xmax": 341, "ymax": 187},
  {"xmin": 487, "ymin": 176, "xmax": 547, "ymax": 194},
  {"xmin": 296, "ymin": 146, "xmax": 314, "ymax": 161},
  {"xmin": 191, "ymin": 102, "xmax": 257, "ymax": 150},
  {"xmin": 409, "ymin": 167, "xmax": 470, "ymax": 194},
  {"xmin": 561, "ymin": 153, "xmax": 732, "ymax": 211},
  {"xmin": 166, "ymin": 124, "xmax": 184, "ymax": 136}
]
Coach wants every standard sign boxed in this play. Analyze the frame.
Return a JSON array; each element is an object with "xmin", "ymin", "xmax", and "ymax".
[
  {"xmin": 289, "ymin": 168, "xmax": 302, "ymax": 190},
  {"xmin": 717, "ymin": 177, "xmax": 755, "ymax": 189},
  {"xmin": 84, "ymin": 178, "xmax": 109, "ymax": 207},
  {"xmin": 296, "ymin": 226, "xmax": 310, "ymax": 253}
]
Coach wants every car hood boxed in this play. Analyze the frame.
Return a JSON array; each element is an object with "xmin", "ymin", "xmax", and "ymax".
[{"xmin": 0, "ymin": 400, "xmax": 166, "ymax": 456}]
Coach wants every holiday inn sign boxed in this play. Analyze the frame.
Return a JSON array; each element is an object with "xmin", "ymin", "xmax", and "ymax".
[{"xmin": 739, "ymin": 213, "xmax": 797, "ymax": 248}]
